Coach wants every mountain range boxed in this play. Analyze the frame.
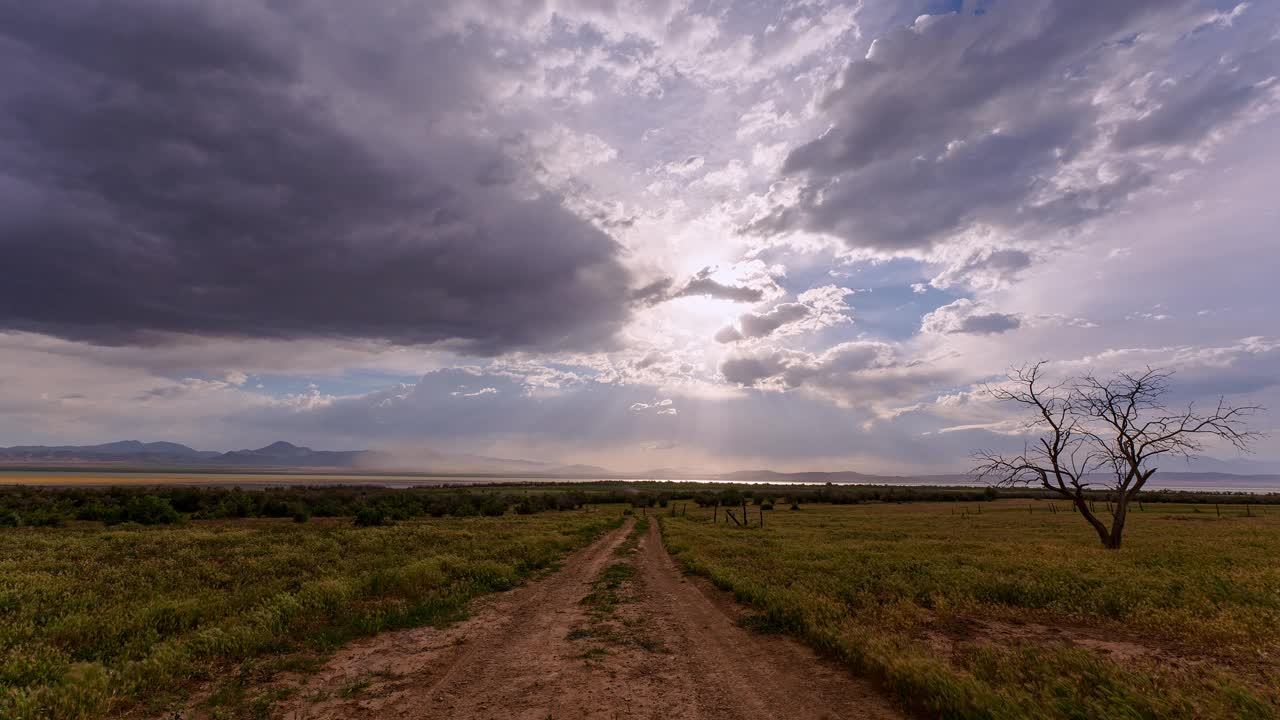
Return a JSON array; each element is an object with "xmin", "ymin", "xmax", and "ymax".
[
  {"xmin": 1, "ymin": 441, "xmax": 1278, "ymax": 486},
  {"xmin": 0, "ymin": 440, "xmax": 359, "ymax": 467},
  {"xmin": 0, "ymin": 440, "xmax": 611, "ymax": 475}
]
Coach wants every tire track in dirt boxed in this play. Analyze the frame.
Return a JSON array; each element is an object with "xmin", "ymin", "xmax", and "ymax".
[
  {"xmin": 272, "ymin": 518, "xmax": 635, "ymax": 719},
  {"xmin": 269, "ymin": 516, "xmax": 905, "ymax": 720}
]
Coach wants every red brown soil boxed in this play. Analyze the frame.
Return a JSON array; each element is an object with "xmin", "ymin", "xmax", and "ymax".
[
  {"xmin": 267, "ymin": 518, "xmax": 906, "ymax": 719},
  {"xmin": 924, "ymin": 615, "xmax": 1155, "ymax": 662}
]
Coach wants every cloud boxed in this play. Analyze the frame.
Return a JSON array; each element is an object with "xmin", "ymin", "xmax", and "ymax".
[
  {"xmin": 736, "ymin": 100, "xmax": 797, "ymax": 140},
  {"xmin": 1109, "ymin": 49, "xmax": 1278, "ymax": 152},
  {"xmin": 921, "ymin": 299, "xmax": 1022, "ymax": 336},
  {"xmin": 719, "ymin": 340, "xmax": 955, "ymax": 411},
  {"xmin": 748, "ymin": 0, "xmax": 1277, "ymax": 252},
  {"xmin": 0, "ymin": 1, "xmax": 635, "ymax": 354},
  {"xmin": 673, "ymin": 267, "xmax": 771, "ymax": 303},
  {"xmin": 716, "ymin": 303, "xmax": 810, "ymax": 343},
  {"xmin": 452, "ymin": 387, "xmax": 498, "ymax": 398},
  {"xmin": 1066, "ymin": 336, "xmax": 1280, "ymax": 399},
  {"xmin": 929, "ymin": 246, "xmax": 1034, "ymax": 291},
  {"xmin": 630, "ymin": 397, "xmax": 677, "ymax": 416},
  {"xmin": 719, "ymin": 350, "xmax": 798, "ymax": 386},
  {"xmin": 715, "ymin": 284, "xmax": 854, "ymax": 343},
  {"xmin": 662, "ymin": 156, "xmax": 706, "ymax": 176}
]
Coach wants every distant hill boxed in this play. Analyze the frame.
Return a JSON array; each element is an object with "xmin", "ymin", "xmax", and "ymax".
[
  {"xmin": 717, "ymin": 469, "xmax": 904, "ymax": 484},
  {"xmin": 0, "ymin": 440, "xmax": 363, "ymax": 468},
  {"xmin": 1176, "ymin": 456, "xmax": 1280, "ymax": 475},
  {"xmin": 545, "ymin": 464, "xmax": 616, "ymax": 477},
  {"xmin": 212, "ymin": 441, "xmax": 368, "ymax": 467},
  {"xmin": 0, "ymin": 441, "xmax": 219, "ymax": 464},
  {"xmin": 0, "ymin": 440, "xmax": 624, "ymax": 475},
  {"xmin": 1, "ymin": 441, "xmax": 1276, "ymax": 490}
]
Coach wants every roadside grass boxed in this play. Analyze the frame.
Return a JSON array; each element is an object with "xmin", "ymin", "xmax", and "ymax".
[
  {"xmin": 0, "ymin": 512, "xmax": 620, "ymax": 719},
  {"xmin": 661, "ymin": 500, "xmax": 1280, "ymax": 719}
]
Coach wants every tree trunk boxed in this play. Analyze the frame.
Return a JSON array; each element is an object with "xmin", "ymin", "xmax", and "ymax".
[
  {"xmin": 1073, "ymin": 496, "xmax": 1112, "ymax": 548},
  {"xmin": 1106, "ymin": 495, "xmax": 1130, "ymax": 549}
]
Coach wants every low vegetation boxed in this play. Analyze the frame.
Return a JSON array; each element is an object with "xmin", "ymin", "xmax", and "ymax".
[
  {"xmin": 5, "ymin": 481, "xmax": 1278, "ymax": 719},
  {"xmin": 1, "ymin": 482, "xmax": 1274, "ymax": 530},
  {"xmin": 662, "ymin": 500, "xmax": 1280, "ymax": 719},
  {"xmin": 0, "ymin": 508, "xmax": 619, "ymax": 719},
  {"xmin": 0, "ymin": 484, "xmax": 608, "ymax": 528}
]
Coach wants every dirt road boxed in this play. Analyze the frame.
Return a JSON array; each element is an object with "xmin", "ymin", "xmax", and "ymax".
[{"xmin": 273, "ymin": 518, "xmax": 904, "ymax": 719}]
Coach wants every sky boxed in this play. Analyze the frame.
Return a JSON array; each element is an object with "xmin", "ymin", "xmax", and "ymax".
[{"xmin": 1, "ymin": 0, "xmax": 1278, "ymax": 473}]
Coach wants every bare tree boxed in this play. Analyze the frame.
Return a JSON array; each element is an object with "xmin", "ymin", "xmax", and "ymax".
[{"xmin": 972, "ymin": 362, "xmax": 1262, "ymax": 549}]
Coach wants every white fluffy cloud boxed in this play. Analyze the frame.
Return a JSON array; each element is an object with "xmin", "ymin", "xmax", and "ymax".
[
  {"xmin": 716, "ymin": 284, "xmax": 854, "ymax": 343},
  {"xmin": 921, "ymin": 299, "xmax": 1022, "ymax": 336}
]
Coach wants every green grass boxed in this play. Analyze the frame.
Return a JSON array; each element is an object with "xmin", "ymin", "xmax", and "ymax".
[
  {"xmin": 0, "ymin": 512, "xmax": 619, "ymax": 719},
  {"xmin": 661, "ymin": 500, "xmax": 1280, "ymax": 719}
]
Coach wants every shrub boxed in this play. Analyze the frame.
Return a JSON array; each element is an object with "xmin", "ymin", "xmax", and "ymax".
[
  {"xmin": 353, "ymin": 506, "xmax": 388, "ymax": 527},
  {"xmin": 23, "ymin": 510, "xmax": 65, "ymax": 527},
  {"xmin": 116, "ymin": 495, "xmax": 181, "ymax": 526}
]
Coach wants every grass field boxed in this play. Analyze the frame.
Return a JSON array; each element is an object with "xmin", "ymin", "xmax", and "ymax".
[
  {"xmin": 0, "ymin": 511, "xmax": 619, "ymax": 719},
  {"xmin": 661, "ymin": 499, "xmax": 1280, "ymax": 719}
]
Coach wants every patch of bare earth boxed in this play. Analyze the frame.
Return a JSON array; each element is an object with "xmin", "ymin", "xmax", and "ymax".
[
  {"xmin": 229, "ymin": 517, "xmax": 907, "ymax": 719},
  {"xmin": 924, "ymin": 616, "xmax": 1155, "ymax": 662},
  {"xmin": 923, "ymin": 612, "xmax": 1279, "ymax": 696}
]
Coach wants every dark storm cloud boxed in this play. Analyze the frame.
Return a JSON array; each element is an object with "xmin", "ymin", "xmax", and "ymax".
[
  {"xmin": 0, "ymin": 1, "xmax": 634, "ymax": 354},
  {"xmin": 1110, "ymin": 47, "xmax": 1278, "ymax": 151},
  {"xmin": 752, "ymin": 0, "xmax": 1276, "ymax": 252}
]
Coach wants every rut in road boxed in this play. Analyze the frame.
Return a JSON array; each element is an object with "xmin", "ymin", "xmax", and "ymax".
[{"xmin": 273, "ymin": 517, "xmax": 905, "ymax": 720}]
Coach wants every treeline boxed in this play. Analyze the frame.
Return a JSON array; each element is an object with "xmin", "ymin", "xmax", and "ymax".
[
  {"xmin": 0, "ymin": 485, "xmax": 606, "ymax": 528},
  {"xmin": 1, "ymin": 482, "xmax": 1275, "ymax": 529},
  {"xmin": 687, "ymin": 485, "xmax": 1000, "ymax": 508}
]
